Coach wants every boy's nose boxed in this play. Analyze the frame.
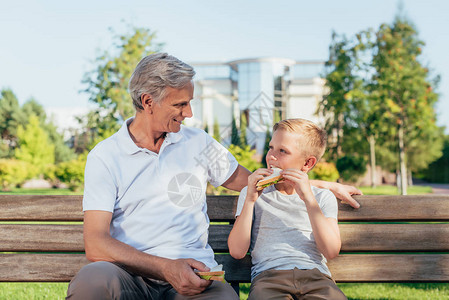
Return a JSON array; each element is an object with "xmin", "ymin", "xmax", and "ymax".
[{"xmin": 268, "ymin": 154, "xmax": 277, "ymax": 162}]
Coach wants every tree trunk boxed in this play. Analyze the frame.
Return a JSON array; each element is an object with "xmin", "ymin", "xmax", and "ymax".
[
  {"xmin": 336, "ymin": 113, "xmax": 344, "ymax": 160},
  {"xmin": 369, "ymin": 135, "xmax": 377, "ymax": 188},
  {"xmin": 398, "ymin": 125, "xmax": 408, "ymax": 195},
  {"xmin": 408, "ymin": 169, "xmax": 413, "ymax": 186}
]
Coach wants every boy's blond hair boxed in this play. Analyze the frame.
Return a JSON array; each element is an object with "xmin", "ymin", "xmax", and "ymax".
[{"xmin": 273, "ymin": 118, "xmax": 327, "ymax": 162}]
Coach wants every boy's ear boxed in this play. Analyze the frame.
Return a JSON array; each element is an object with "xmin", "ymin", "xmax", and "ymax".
[
  {"xmin": 302, "ymin": 156, "xmax": 317, "ymax": 172},
  {"xmin": 141, "ymin": 93, "xmax": 154, "ymax": 113}
]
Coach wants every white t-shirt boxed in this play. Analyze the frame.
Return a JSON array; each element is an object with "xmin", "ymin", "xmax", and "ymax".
[
  {"xmin": 236, "ymin": 185, "xmax": 338, "ymax": 280},
  {"xmin": 83, "ymin": 117, "xmax": 238, "ymax": 268}
]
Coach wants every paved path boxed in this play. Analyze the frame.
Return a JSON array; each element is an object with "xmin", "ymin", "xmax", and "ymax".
[{"xmin": 423, "ymin": 183, "xmax": 449, "ymax": 194}]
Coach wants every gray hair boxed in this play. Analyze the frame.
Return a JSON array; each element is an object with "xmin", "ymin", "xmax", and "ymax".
[{"xmin": 128, "ymin": 53, "xmax": 195, "ymax": 111}]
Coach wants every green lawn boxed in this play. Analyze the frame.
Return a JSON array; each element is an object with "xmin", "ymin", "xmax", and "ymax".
[
  {"xmin": 359, "ymin": 184, "xmax": 433, "ymax": 195},
  {"xmin": 1, "ymin": 185, "xmax": 445, "ymax": 299},
  {"xmin": 0, "ymin": 188, "xmax": 82, "ymax": 195}
]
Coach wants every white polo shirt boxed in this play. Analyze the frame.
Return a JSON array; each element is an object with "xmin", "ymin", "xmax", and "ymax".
[{"xmin": 83, "ymin": 117, "xmax": 238, "ymax": 268}]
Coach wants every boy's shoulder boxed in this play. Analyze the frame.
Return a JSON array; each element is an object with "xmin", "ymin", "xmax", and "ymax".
[{"xmin": 311, "ymin": 186, "xmax": 337, "ymax": 202}]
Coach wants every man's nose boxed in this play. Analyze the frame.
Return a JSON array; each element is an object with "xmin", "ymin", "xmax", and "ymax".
[{"xmin": 183, "ymin": 102, "xmax": 193, "ymax": 118}]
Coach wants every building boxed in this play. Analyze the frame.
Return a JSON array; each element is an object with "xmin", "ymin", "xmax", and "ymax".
[{"xmin": 186, "ymin": 57, "xmax": 326, "ymax": 154}]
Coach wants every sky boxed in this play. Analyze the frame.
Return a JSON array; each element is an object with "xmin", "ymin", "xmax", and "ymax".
[{"xmin": 1, "ymin": 0, "xmax": 449, "ymax": 132}]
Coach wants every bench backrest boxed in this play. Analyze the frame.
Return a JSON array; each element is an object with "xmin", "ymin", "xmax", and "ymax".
[{"xmin": 1, "ymin": 194, "xmax": 449, "ymax": 283}]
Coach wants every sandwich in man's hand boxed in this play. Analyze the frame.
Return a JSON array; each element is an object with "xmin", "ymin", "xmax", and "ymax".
[
  {"xmin": 195, "ymin": 264, "xmax": 226, "ymax": 282},
  {"xmin": 195, "ymin": 270, "xmax": 225, "ymax": 282},
  {"xmin": 256, "ymin": 167, "xmax": 284, "ymax": 191}
]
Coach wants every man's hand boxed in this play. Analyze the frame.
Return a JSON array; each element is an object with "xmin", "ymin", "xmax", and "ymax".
[
  {"xmin": 162, "ymin": 258, "xmax": 212, "ymax": 296},
  {"xmin": 329, "ymin": 182, "xmax": 362, "ymax": 208}
]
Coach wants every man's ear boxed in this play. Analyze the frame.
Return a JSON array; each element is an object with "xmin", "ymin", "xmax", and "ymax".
[
  {"xmin": 302, "ymin": 156, "xmax": 317, "ymax": 172},
  {"xmin": 141, "ymin": 94, "xmax": 154, "ymax": 113}
]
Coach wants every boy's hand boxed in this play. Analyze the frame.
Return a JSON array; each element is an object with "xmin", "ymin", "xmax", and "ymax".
[
  {"xmin": 281, "ymin": 169, "xmax": 314, "ymax": 201},
  {"xmin": 247, "ymin": 168, "xmax": 273, "ymax": 200}
]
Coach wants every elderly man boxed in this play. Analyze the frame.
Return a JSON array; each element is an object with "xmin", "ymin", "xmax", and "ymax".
[{"xmin": 66, "ymin": 53, "xmax": 361, "ymax": 300}]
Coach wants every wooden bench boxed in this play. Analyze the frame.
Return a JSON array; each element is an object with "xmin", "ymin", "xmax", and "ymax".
[{"xmin": 1, "ymin": 194, "xmax": 449, "ymax": 296}]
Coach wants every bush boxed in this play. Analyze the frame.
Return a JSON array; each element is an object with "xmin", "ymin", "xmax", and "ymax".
[
  {"xmin": 207, "ymin": 145, "xmax": 262, "ymax": 195},
  {"xmin": 55, "ymin": 155, "xmax": 86, "ymax": 191},
  {"xmin": 228, "ymin": 144, "xmax": 262, "ymax": 172},
  {"xmin": 0, "ymin": 159, "xmax": 30, "ymax": 191},
  {"xmin": 336, "ymin": 155, "xmax": 367, "ymax": 182},
  {"xmin": 309, "ymin": 162, "xmax": 340, "ymax": 182},
  {"xmin": 423, "ymin": 136, "xmax": 449, "ymax": 183}
]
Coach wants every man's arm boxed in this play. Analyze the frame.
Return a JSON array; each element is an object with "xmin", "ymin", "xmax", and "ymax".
[
  {"xmin": 221, "ymin": 164, "xmax": 251, "ymax": 191},
  {"xmin": 83, "ymin": 210, "xmax": 211, "ymax": 296},
  {"xmin": 310, "ymin": 180, "xmax": 362, "ymax": 208}
]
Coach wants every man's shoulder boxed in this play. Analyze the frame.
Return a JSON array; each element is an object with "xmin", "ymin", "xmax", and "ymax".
[{"xmin": 88, "ymin": 133, "xmax": 120, "ymax": 158}]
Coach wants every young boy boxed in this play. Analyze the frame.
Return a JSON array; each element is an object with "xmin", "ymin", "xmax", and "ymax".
[{"xmin": 228, "ymin": 118, "xmax": 347, "ymax": 299}]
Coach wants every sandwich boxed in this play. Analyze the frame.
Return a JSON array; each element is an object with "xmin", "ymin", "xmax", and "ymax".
[
  {"xmin": 195, "ymin": 264, "xmax": 226, "ymax": 282},
  {"xmin": 195, "ymin": 270, "xmax": 225, "ymax": 282},
  {"xmin": 256, "ymin": 167, "xmax": 283, "ymax": 191}
]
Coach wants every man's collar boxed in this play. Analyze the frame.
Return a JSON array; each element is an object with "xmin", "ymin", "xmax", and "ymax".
[
  {"xmin": 164, "ymin": 127, "xmax": 183, "ymax": 145},
  {"xmin": 117, "ymin": 117, "xmax": 141, "ymax": 155},
  {"xmin": 117, "ymin": 117, "xmax": 183, "ymax": 154}
]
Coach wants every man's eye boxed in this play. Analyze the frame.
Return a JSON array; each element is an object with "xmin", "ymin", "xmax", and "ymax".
[{"xmin": 280, "ymin": 149, "xmax": 286, "ymax": 153}]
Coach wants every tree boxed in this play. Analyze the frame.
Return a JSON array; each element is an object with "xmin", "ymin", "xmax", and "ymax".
[
  {"xmin": 240, "ymin": 113, "xmax": 248, "ymax": 146},
  {"xmin": 371, "ymin": 16, "xmax": 443, "ymax": 194},
  {"xmin": 22, "ymin": 98, "xmax": 46, "ymax": 124},
  {"xmin": 0, "ymin": 89, "xmax": 25, "ymax": 154},
  {"xmin": 261, "ymin": 126, "xmax": 272, "ymax": 168},
  {"xmin": 213, "ymin": 117, "xmax": 221, "ymax": 143},
  {"xmin": 82, "ymin": 26, "xmax": 162, "ymax": 128},
  {"xmin": 423, "ymin": 135, "xmax": 449, "ymax": 183},
  {"xmin": 15, "ymin": 115, "xmax": 55, "ymax": 178},
  {"xmin": 230, "ymin": 115, "xmax": 241, "ymax": 147},
  {"xmin": 22, "ymin": 98, "xmax": 75, "ymax": 163},
  {"xmin": 319, "ymin": 32, "xmax": 359, "ymax": 162}
]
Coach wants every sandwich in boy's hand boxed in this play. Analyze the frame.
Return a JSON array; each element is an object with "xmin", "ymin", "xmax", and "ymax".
[
  {"xmin": 256, "ymin": 167, "xmax": 284, "ymax": 191},
  {"xmin": 195, "ymin": 265, "xmax": 226, "ymax": 282}
]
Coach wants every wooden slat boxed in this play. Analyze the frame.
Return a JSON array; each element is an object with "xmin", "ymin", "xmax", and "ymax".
[
  {"xmin": 0, "ymin": 254, "xmax": 89, "ymax": 282},
  {"xmin": 340, "ymin": 223, "xmax": 449, "ymax": 252},
  {"xmin": 210, "ymin": 194, "xmax": 449, "ymax": 221},
  {"xmin": 0, "ymin": 224, "xmax": 84, "ymax": 252},
  {"xmin": 2, "ymin": 253, "xmax": 449, "ymax": 283},
  {"xmin": 206, "ymin": 195, "xmax": 238, "ymax": 221},
  {"xmin": 213, "ymin": 224, "xmax": 449, "ymax": 252},
  {"xmin": 0, "ymin": 195, "xmax": 83, "ymax": 221},
  {"xmin": 0, "ymin": 195, "xmax": 237, "ymax": 222},
  {"xmin": 2, "ymin": 194, "xmax": 449, "ymax": 222},
  {"xmin": 215, "ymin": 254, "xmax": 251, "ymax": 283},
  {"xmin": 329, "ymin": 254, "xmax": 449, "ymax": 282},
  {"xmin": 0, "ymin": 224, "xmax": 232, "ymax": 252},
  {"xmin": 4, "ymin": 223, "xmax": 449, "ymax": 253},
  {"xmin": 339, "ymin": 195, "xmax": 449, "ymax": 221}
]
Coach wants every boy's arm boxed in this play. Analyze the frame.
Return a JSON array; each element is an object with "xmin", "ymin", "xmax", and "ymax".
[
  {"xmin": 227, "ymin": 193, "xmax": 255, "ymax": 259},
  {"xmin": 282, "ymin": 169, "xmax": 342, "ymax": 260},
  {"xmin": 301, "ymin": 200, "xmax": 341, "ymax": 260},
  {"xmin": 227, "ymin": 168, "xmax": 272, "ymax": 259},
  {"xmin": 310, "ymin": 179, "xmax": 362, "ymax": 209}
]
